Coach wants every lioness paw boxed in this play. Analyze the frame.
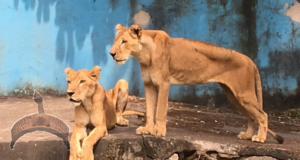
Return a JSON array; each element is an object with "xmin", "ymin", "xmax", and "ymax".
[
  {"xmin": 251, "ymin": 135, "xmax": 266, "ymax": 143},
  {"xmin": 69, "ymin": 145, "xmax": 82, "ymax": 160},
  {"xmin": 136, "ymin": 126, "xmax": 152, "ymax": 135},
  {"xmin": 238, "ymin": 131, "xmax": 252, "ymax": 140},
  {"xmin": 81, "ymin": 145, "xmax": 94, "ymax": 160},
  {"xmin": 117, "ymin": 118, "xmax": 129, "ymax": 126},
  {"xmin": 68, "ymin": 151, "xmax": 77, "ymax": 160},
  {"xmin": 76, "ymin": 149, "xmax": 83, "ymax": 159},
  {"xmin": 152, "ymin": 125, "xmax": 166, "ymax": 137}
]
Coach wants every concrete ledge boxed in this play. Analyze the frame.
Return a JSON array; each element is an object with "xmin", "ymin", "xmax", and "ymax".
[
  {"xmin": 1, "ymin": 140, "xmax": 69, "ymax": 160},
  {"xmin": 1, "ymin": 127, "xmax": 299, "ymax": 160},
  {"xmin": 1, "ymin": 96, "xmax": 300, "ymax": 160}
]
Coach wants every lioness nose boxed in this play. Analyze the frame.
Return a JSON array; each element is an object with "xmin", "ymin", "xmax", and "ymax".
[
  {"xmin": 67, "ymin": 91, "xmax": 75, "ymax": 96},
  {"xmin": 110, "ymin": 52, "xmax": 116, "ymax": 58}
]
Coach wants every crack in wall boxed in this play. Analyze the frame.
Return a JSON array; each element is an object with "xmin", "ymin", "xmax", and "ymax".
[{"xmin": 141, "ymin": 135, "xmax": 154, "ymax": 159}]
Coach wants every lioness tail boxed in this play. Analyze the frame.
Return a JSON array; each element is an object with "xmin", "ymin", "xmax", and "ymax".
[
  {"xmin": 255, "ymin": 65, "xmax": 284, "ymax": 144},
  {"xmin": 122, "ymin": 110, "xmax": 145, "ymax": 117},
  {"xmin": 267, "ymin": 129, "xmax": 284, "ymax": 144},
  {"xmin": 254, "ymin": 65, "xmax": 263, "ymax": 109}
]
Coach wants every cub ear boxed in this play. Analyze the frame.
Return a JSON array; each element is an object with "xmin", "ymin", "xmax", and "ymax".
[
  {"xmin": 65, "ymin": 67, "xmax": 75, "ymax": 75},
  {"xmin": 129, "ymin": 24, "xmax": 142, "ymax": 39},
  {"xmin": 115, "ymin": 23, "xmax": 126, "ymax": 31},
  {"xmin": 90, "ymin": 66, "xmax": 101, "ymax": 80}
]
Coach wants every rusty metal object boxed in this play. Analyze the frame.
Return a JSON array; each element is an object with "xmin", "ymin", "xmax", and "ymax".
[{"xmin": 10, "ymin": 91, "xmax": 70, "ymax": 150}]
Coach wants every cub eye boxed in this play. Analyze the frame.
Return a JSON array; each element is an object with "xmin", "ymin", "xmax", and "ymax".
[
  {"xmin": 67, "ymin": 80, "xmax": 70, "ymax": 84},
  {"xmin": 121, "ymin": 39, "xmax": 127, "ymax": 44},
  {"xmin": 80, "ymin": 80, "xmax": 86, "ymax": 84}
]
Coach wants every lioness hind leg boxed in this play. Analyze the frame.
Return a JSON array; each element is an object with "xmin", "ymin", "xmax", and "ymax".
[
  {"xmin": 237, "ymin": 120, "xmax": 256, "ymax": 140},
  {"xmin": 219, "ymin": 84, "xmax": 256, "ymax": 140},
  {"xmin": 251, "ymin": 111, "xmax": 268, "ymax": 143},
  {"xmin": 114, "ymin": 79, "xmax": 130, "ymax": 126},
  {"xmin": 236, "ymin": 95, "xmax": 268, "ymax": 143}
]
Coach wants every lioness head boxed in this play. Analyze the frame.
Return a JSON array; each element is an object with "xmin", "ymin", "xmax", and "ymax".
[
  {"xmin": 64, "ymin": 66, "xmax": 101, "ymax": 106},
  {"xmin": 109, "ymin": 24, "xmax": 142, "ymax": 65}
]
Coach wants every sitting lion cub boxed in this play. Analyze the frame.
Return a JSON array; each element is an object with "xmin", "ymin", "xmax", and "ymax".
[{"xmin": 65, "ymin": 66, "xmax": 144, "ymax": 160}]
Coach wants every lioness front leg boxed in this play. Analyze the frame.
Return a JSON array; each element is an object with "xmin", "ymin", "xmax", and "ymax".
[
  {"xmin": 69, "ymin": 125, "xmax": 87, "ymax": 160},
  {"xmin": 69, "ymin": 106, "xmax": 88, "ymax": 160},
  {"xmin": 81, "ymin": 102, "xmax": 108, "ymax": 160},
  {"xmin": 136, "ymin": 83, "xmax": 157, "ymax": 135},
  {"xmin": 81, "ymin": 127, "xmax": 107, "ymax": 160},
  {"xmin": 152, "ymin": 82, "xmax": 170, "ymax": 137},
  {"xmin": 81, "ymin": 126, "xmax": 107, "ymax": 160}
]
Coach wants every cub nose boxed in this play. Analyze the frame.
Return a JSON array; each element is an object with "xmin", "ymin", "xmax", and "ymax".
[
  {"xmin": 67, "ymin": 91, "xmax": 75, "ymax": 96},
  {"xmin": 110, "ymin": 52, "xmax": 116, "ymax": 58}
]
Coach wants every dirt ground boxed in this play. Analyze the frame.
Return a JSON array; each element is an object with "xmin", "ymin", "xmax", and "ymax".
[
  {"xmin": 0, "ymin": 95, "xmax": 300, "ymax": 157},
  {"xmin": 128, "ymin": 96, "xmax": 300, "ymax": 147}
]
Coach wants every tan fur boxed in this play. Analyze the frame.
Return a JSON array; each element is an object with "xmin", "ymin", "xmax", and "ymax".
[
  {"xmin": 109, "ymin": 24, "xmax": 284, "ymax": 144},
  {"xmin": 65, "ymin": 66, "xmax": 145, "ymax": 160}
]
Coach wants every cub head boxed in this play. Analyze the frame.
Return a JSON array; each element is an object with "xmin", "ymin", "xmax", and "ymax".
[
  {"xmin": 109, "ymin": 24, "xmax": 142, "ymax": 65},
  {"xmin": 64, "ymin": 66, "xmax": 101, "ymax": 106}
]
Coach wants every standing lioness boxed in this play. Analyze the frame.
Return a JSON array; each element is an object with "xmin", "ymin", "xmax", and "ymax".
[
  {"xmin": 109, "ymin": 24, "xmax": 284, "ymax": 144},
  {"xmin": 65, "ymin": 66, "xmax": 144, "ymax": 160}
]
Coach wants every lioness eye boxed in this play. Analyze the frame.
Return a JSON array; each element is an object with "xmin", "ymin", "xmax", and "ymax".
[
  {"xmin": 67, "ymin": 80, "xmax": 70, "ymax": 84},
  {"xmin": 121, "ymin": 39, "xmax": 127, "ymax": 44},
  {"xmin": 80, "ymin": 80, "xmax": 86, "ymax": 84}
]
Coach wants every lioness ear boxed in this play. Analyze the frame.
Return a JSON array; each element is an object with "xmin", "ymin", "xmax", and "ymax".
[
  {"xmin": 129, "ymin": 24, "xmax": 142, "ymax": 39},
  {"xmin": 115, "ymin": 23, "xmax": 126, "ymax": 31},
  {"xmin": 65, "ymin": 67, "xmax": 75, "ymax": 75},
  {"xmin": 90, "ymin": 66, "xmax": 101, "ymax": 80}
]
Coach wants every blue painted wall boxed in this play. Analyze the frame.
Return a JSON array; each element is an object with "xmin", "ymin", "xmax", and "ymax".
[{"xmin": 0, "ymin": 0, "xmax": 299, "ymax": 110}]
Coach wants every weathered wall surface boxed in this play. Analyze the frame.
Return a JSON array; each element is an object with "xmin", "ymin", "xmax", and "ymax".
[{"xmin": 0, "ymin": 0, "xmax": 299, "ymax": 110}]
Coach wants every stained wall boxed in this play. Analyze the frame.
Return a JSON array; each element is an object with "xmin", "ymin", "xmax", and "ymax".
[{"xmin": 0, "ymin": 0, "xmax": 299, "ymax": 110}]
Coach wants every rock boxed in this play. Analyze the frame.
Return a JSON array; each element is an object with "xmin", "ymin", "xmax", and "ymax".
[
  {"xmin": 240, "ymin": 156, "xmax": 277, "ymax": 160},
  {"xmin": 91, "ymin": 127, "xmax": 299, "ymax": 160},
  {"xmin": 168, "ymin": 153, "xmax": 179, "ymax": 160}
]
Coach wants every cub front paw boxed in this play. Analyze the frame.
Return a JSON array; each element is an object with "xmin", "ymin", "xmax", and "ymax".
[
  {"xmin": 251, "ymin": 135, "xmax": 266, "ymax": 143},
  {"xmin": 136, "ymin": 126, "xmax": 153, "ymax": 135},
  {"xmin": 151, "ymin": 125, "xmax": 166, "ymax": 137}
]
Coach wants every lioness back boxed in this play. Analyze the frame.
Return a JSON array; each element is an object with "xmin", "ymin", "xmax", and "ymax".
[{"xmin": 169, "ymin": 38, "xmax": 255, "ymax": 85}]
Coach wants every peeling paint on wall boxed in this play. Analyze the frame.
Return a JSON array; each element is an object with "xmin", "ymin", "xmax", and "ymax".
[
  {"xmin": 141, "ymin": 0, "xmax": 195, "ymax": 30},
  {"xmin": 285, "ymin": 1, "xmax": 300, "ymax": 24},
  {"xmin": 133, "ymin": 10, "xmax": 150, "ymax": 28}
]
